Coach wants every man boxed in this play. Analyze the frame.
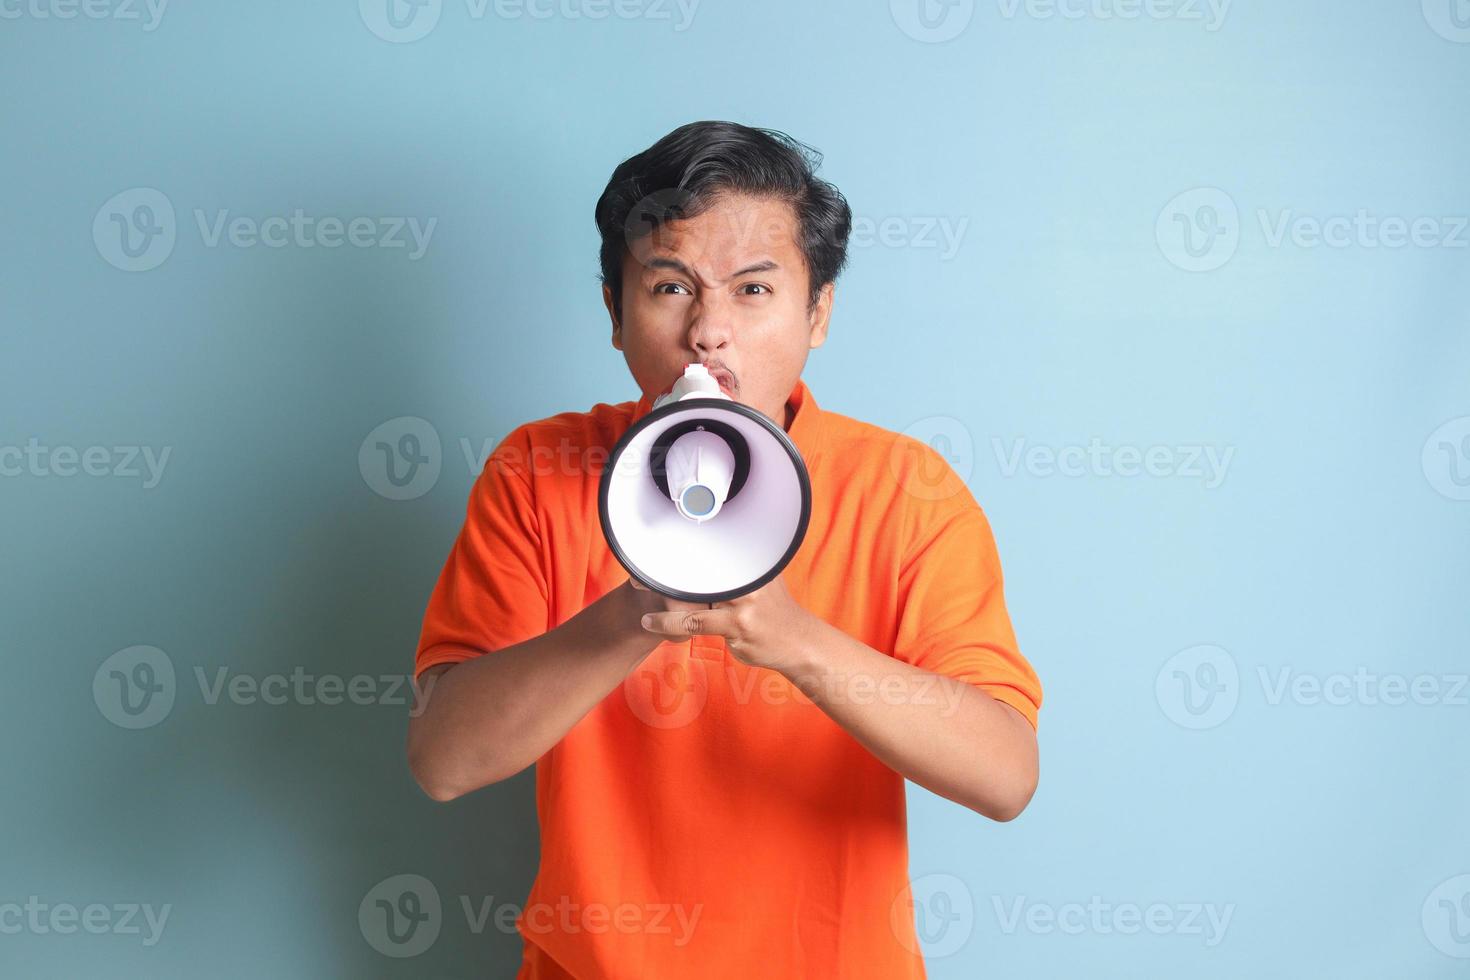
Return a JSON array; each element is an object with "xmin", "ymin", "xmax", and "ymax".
[{"xmin": 407, "ymin": 121, "xmax": 1042, "ymax": 979}]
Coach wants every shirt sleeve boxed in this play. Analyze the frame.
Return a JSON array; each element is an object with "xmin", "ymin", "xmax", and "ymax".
[
  {"xmin": 890, "ymin": 451, "xmax": 1043, "ymax": 730},
  {"xmin": 414, "ymin": 426, "xmax": 550, "ymax": 680}
]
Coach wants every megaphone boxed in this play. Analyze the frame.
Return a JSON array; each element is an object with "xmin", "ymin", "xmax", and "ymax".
[{"xmin": 599, "ymin": 364, "xmax": 812, "ymax": 603}]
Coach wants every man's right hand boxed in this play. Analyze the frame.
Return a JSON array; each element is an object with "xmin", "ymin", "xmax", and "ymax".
[{"xmin": 620, "ymin": 575, "xmax": 712, "ymax": 642}]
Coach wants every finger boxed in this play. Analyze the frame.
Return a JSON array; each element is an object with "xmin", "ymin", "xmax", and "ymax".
[
  {"xmin": 640, "ymin": 607, "xmax": 732, "ymax": 639},
  {"xmin": 628, "ymin": 576, "xmax": 649, "ymax": 591}
]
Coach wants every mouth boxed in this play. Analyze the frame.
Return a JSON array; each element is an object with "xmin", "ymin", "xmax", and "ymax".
[{"xmin": 684, "ymin": 362, "xmax": 735, "ymax": 395}]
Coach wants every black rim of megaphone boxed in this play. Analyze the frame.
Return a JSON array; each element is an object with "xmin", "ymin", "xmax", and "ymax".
[{"xmin": 598, "ymin": 396, "xmax": 812, "ymax": 604}]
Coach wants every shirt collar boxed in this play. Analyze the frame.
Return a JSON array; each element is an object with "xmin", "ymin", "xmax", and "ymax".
[{"xmin": 631, "ymin": 377, "xmax": 825, "ymax": 470}]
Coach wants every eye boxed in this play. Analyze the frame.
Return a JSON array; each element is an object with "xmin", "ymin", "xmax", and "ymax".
[
  {"xmin": 655, "ymin": 282, "xmax": 691, "ymax": 295},
  {"xmin": 739, "ymin": 283, "xmax": 771, "ymax": 296}
]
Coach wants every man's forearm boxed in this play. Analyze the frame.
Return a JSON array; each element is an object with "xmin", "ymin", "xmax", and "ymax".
[
  {"xmin": 408, "ymin": 581, "xmax": 660, "ymax": 801},
  {"xmin": 777, "ymin": 618, "xmax": 1039, "ymax": 821}
]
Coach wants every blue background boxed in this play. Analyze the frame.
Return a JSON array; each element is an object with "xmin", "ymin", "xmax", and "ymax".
[{"xmin": 3, "ymin": 0, "xmax": 1468, "ymax": 975}]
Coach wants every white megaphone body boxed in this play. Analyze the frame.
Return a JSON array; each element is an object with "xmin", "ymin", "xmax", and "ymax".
[{"xmin": 599, "ymin": 364, "xmax": 812, "ymax": 603}]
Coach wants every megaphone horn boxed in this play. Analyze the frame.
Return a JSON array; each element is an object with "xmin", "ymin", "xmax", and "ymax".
[{"xmin": 599, "ymin": 368, "xmax": 811, "ymax": 604}]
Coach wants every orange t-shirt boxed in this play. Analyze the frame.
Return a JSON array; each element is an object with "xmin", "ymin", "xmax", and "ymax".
[{"xmin": 415, "ymin": 378, "xmax": 1042, "ymax": 979}]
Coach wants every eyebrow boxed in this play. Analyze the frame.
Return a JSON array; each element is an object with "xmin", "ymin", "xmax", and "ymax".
[{"xmin": 644, "ymin": 257, "xmax": 780, "ymax": 280}]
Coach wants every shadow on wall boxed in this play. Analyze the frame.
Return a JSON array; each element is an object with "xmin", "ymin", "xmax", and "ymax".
[
  {"xmin": 65, "ymin": 230, "xmax": 545, "ymax": 977},
  {"xmin": 271, "ymin": 251, "xmax": 545, "ymax": 975}
]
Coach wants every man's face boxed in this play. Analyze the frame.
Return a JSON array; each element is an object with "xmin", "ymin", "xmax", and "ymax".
[{"xmin": 605, "ymin": 192, "xmax": 834, "ymax": 429}]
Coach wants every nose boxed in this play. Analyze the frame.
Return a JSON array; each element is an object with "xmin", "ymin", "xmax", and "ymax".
[{"xmin": 686, "ymin": 300, "xmax": 732, "ymax": 357}]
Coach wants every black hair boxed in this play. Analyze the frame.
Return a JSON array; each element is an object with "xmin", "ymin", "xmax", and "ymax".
[{"xmin": 594, "ymin": 120, "xmax": 852, "ymax": 317}]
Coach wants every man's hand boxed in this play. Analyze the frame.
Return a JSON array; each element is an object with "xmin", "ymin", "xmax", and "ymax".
[{"xmin": 631, "ymin": 574, "xmax": 817, "ymax": 670}]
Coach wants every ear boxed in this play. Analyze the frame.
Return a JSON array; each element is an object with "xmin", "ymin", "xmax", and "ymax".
[
  {"xmin": 807, "ymin": 282, "xmax": 834, "ymax": 350},
  {"xmin": 602, "ymin": 284, "xmax": 623, "ymax": 351}
]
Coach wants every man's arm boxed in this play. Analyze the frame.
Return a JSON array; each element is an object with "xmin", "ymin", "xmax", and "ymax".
[
  {"xmin": 637, "ymin": 576, "xmax": 1040, "ymax": 822},
  {"xmin": 407, "ymin": 579, "xmax": 663, "ymax": 802},
  {"xmin": 780, "ymin": 618, "xmax": 1039, "ymax": 822}
]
